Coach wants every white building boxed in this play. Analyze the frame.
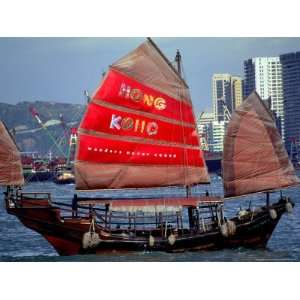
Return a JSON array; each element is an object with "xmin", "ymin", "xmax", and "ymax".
[
  {"xmin": 197, "ymin": 112, "xmax": 228, "ymax": 152},
  {"xmin": 197, "ymin": 112, "xmax": 214, "ymax": 151},
  {"xmin": 211, "ymin": 121, "xmax": 226, "ymax": 152},
  {"xmin": 244, "ymin": 57, "xmax": 284, "ymax": 139}
]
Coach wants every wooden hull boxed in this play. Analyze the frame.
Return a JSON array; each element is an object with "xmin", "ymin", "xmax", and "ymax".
[{"xmin": 6, "ymin": 197, "xmax": 290, "ymax": 256}]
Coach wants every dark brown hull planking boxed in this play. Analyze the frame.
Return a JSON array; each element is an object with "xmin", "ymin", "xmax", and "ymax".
[{"xmin": 5, "ymin": 195, "xmax": 290, "ymax": 256}]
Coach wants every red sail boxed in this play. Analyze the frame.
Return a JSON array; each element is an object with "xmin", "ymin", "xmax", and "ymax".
[
  {"xmin": 0, "ymin": 121, "xmax": 24, "ymax": 186},
  {"xmin": 223, "ymin": 92, "xmax": 300, "ymax": 198},
  {"xmin": 75, "ymin": 39, "xmax": 209, "ymax": 190}
]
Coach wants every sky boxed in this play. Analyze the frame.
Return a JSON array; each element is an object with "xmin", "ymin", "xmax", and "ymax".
[{"xmin": 1, "ymin": 37, "xmax": 300, "ymax": 115}]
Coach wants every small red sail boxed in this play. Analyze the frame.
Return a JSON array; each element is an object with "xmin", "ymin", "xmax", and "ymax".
[
  {"xmin": 0, "ymin": 121, "xmax": 24, "ymax": 186},
  {"xmin": 75, "ymin": 39, "xmax": 209, "ymax": 190},
  {"xmin": 223, "ymin": 92, "xmax": 300, "ymax": 198}
]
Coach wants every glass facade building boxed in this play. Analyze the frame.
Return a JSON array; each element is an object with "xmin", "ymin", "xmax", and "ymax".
[
  {"xmin": 280, "ymin": 52, "xmax": 300, "ymax": 152},
  {"xmin": 212, "ymin": 74, "xmax": 243, "ymax": 122}
]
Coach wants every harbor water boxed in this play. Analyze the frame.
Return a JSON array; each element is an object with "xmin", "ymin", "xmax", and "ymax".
[{"xmin": 0, "ymin": 173, "xmax": 300, "ymax": 262}]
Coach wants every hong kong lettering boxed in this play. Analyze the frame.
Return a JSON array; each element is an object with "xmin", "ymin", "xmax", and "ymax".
[
  {"xmin": 119, "ymin": 83, "xmax": 167, "ymax": 110},
  {"xmin": 110, "ymin": 114, "xmax": 158, "ymax": 136}
]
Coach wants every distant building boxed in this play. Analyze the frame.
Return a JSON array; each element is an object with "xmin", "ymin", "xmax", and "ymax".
[
  {"xmin": 232, "ymin": 76, "xmax": 244, "ymax": 109},
  {"xmin": 197, "ymin": 113, "xmax": 226, "ymax": 152},
  {"xmin": 243, "ymin": 57, "xmax": 284, "ymax": 139},
  {"xmin": 280, "ymin": 52, "xmax": 300, "ymax": 153},
  {"xmin": 197, "ymin": 112, "xmax": 214, "ymax": 151},
  {"xmin": 212, "ymin": 74, "xmax": 243, "ymax": 122},
  {"xmin": 211, "ymin": 121, "xmax": 226, "ymax": 152}
]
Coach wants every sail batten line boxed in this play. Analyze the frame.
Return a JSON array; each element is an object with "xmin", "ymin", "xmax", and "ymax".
[
  {"xmin": 75, "ymin": 160, "xmax": 209, "ymax": 190},
  {"xmin": 224, "ymin": 182, "xmax": 300, "ymax": 200},
  {"xmin": 91, "ymin": 68, "xmax": 195, "ymax": 124},
  {"xmin": 110, "ymin": 41, "xmax": 192, "ymax": 105},
  {"xmin": 75, "ymin": 39, "xmax": 210, "ymax": 190},
  {"xmin": 76, "ymin": 159, "xmax": 202, "ymax": 168},
  {"xmin": 78, "ymin": 129, "xmax": 201, "ymax": 150},
  {"xmin": 225, "ymin": 171, "xmax": 299, "ymax": 184},
  {"xmin": 77, "ymin": 134, "xmax": 204, "ymax": 167},
  {"xmin": 110, "ymin": 67, "xmax": 191, "ymax": 104},
  {"xmin": 82, "ymin": 101, "xmax": 200, "ymax": 146},
  {"xmin": 91, "ymin": 98, "xmax": 195, "ymax": 128},
  {"xmin": 223, "ymin": 92, "xmax": 300, "ymax": 198}
]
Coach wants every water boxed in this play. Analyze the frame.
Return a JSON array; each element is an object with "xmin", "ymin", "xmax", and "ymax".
[{"xmin": 0, "ymin": 173, "xmax": 300, "ymax": 261}]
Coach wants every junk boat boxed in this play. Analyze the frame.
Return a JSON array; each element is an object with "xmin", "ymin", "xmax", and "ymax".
[{"xmin": 0, "ymin": 38, "xmax": 299, "ymax": 256}]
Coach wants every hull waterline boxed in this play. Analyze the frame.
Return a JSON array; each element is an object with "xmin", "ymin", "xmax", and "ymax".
[{"xmin": 5, "ymin": 195, "xmax": 291, "ymax": 256}]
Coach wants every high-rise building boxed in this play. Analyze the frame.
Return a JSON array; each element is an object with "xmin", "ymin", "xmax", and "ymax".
[
  {"xmin": 211, "ymin": 121, "xmax": 226, "ymax": 152},
  {"xmin": 197, "ymin": 113, "xmax": 227, "ymax": 152},
  {"xmin": 197, "ymin": 112, "xmax": 214, "ymax": 151},
  {"xmin": 232, "ymin": 76, "xmax": 243, "ymax": 109},
  {"xmin": 212, "ymin": 74, "xmax": 232, "ymax": 122},
  {"xmin": 212, "ymin": 74, "xmax": 243, "ymax": 122},
  {"xmin": 243, "ymin": 57, "xmax": 284, "ymax": 138},
  {"xmin": 280, "ymin": 52, "xmax": 300, "ymax": 153}
]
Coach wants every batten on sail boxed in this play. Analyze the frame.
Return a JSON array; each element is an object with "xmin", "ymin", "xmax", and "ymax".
[
  {"xmin": 75, "ymin": 39, "xmax": 209, "ymax": 190},
  {"xmin": 223, "ymin": 92, "xmax": 300, "ymax": 198},
  {"xmin": 0, "ymin": 121, "xmax": 24, "ymax": 186},
  {"xmin": 110, "ymin": 38, "xmax": 191, "ymax": 105}
]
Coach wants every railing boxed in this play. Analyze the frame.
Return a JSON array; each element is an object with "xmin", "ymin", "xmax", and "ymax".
[
  {"xmin": 21, "ymin": 192, "xmax": 52, "ymax": 203},
  {"xmin": 50, "ymin": 199, "xmax": 222, "ymax": 237}
]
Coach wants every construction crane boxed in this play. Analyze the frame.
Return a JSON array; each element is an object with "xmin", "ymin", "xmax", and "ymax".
[
  {"xmin": 29, "ymin": 106, "xmax": 67, "ymax": 157},
  {"xmin": 56, "ymin": 113, "xmax": 72, "ymax": 150},
  {"xmin": 59, "ymin": 113, "xmax": 69, "ymax": 137}
]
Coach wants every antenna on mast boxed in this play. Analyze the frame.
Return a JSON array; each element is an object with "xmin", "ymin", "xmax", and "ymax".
[{"xmin": 175, "ymin": 49, "xmax": 182, "ymax": 78}]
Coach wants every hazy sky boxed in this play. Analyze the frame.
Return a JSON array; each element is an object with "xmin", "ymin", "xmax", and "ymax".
[{"xmin": 1, "ymin": 37, "xmax": 300, "ymax": 115}]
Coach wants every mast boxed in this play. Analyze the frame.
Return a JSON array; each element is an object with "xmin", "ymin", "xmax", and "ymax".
[{"xmin": 174, "ymin": 49, "xmax": 191, "ymax": 197}]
